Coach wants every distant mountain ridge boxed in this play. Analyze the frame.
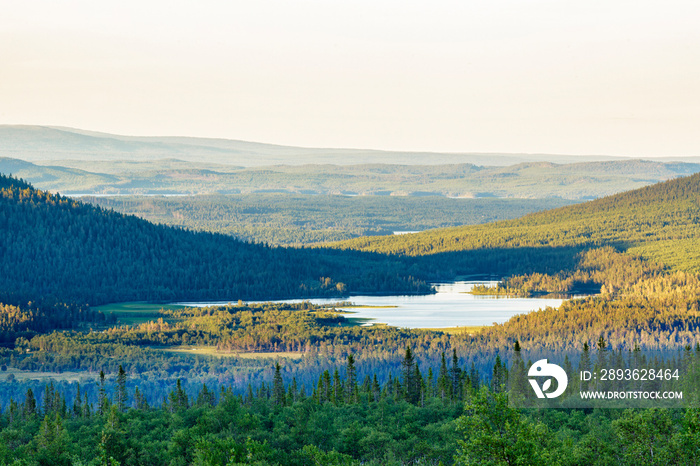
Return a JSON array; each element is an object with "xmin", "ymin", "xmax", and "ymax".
[
  {"xmin": 4, "ymin": 124, "xmax": 700, "ymax": 201},
  {"xmin": 0, "ymin": 125, "xmax": 634, "ymax": 166},
  {"xmin": 2, "ymin": 154, "xmax": 699, "ymax": 200}
]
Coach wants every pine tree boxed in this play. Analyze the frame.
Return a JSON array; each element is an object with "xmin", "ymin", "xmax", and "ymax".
[
  {"xmin": 134, "ymin": 387, "xmax": 149, "ymax": 410},
  {"xmin": 322, "ymin": 370, "xmax": 332, "ymax": 403},
  {"xmin": 332, "ymin": 368, "xmax": 342, "ymax": 405},
  {"xmin": 98, "ymin": 370, "xmax": 109, "ymax": 415},
  {"xmin": 372, "ymin": 374, "xmax": 381, "ymax": 402},
  {"xmin": 37, "ymin": 412, "xmax": 68, "ymax": 456},
  {"xmin": 23, "ymin": 388, "xmax": 37, "ymax": 418},
  {"xmin": 402, "ymin": 347, "xmax": 419, "ymax": 404},
  {"xmin": 438, "ymin": 352, "xmax": 449, "ymax": 400},
  {"xmin": 273, "ymin": 363, "xmax": 286, "ymax": 406},
  {"xmin": 345, "ymin": 354, "xmax": 358, "ymax": 403},
  {"xmin": 427, "ymin": 367, "xmax": 435, "ymax": 398},
  {"xmin": 116, "ymin": 365, "xmax": 128, "ymax": 412},
  {"xmin": 315, "ymin": 373, "xmax": 324, "ymax": 403},
  {"xmin": 450, "ymin": 349, "xmax": 463, "ymax": 401},
  {"xmin": 197, "ymin": 384, "xmax": 215, "ymax": 407},
  {"xmin": 510, "ymin": 341, "xmax": 528, "ymax": 400},
  {"xmin": 384, "ymin": 374, "xmax": 394, "ymax": 400},
  {"xmin": 246, "ymin": 383, "xmax": 254, "ymax": 405},
  {"xmin": 361, "ymin": 375, "xmax": 371, "ymax": 402},
  {"xmin": 8, "ymin": 399, "xmax": 19, "ymax": 424},
  {"xmin": 73, "ymin": 383, "xmax": 82, "ymax": 418},
  {"xmin": 82, "ymin": 393, "xmax": 92, "ymax": 417},
  {"xmin": 290, "ymin": 377, "xmax": 298, "ymax": 404},
  {"xmin": 43, "ymin": 382, "xmax": 56, "ymax": 417},
  {"xmin": 170, "ymin": 379, "xmax": 188, "ymax": 411},
  {"xmin": 415, "ymin": 365, "xmax": 425, "ymax": 407},
  {"xmin": 491, "ymin": 355, "xmax": 508, "ymax": 393},
  {"xmin": 470, "ymin": 362, "xmax": 480, "ymax": 392}
]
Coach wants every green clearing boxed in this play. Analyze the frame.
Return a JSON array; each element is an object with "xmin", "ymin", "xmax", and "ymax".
[
  {"xmin": 0, "ymin": 368, "xmax": 89, "ymax": 383},
  {"xmin": 93, "ymin": 302, "xmax": 189, "ymax": 326}
]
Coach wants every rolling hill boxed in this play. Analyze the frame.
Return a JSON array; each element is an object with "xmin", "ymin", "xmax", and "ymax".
[
  {"xmin": 2, "ymin": 155, "xmax": 699, "ymax": 199},
  {"xmin": 0, "ymin": 174, "xmax": 428, "ymax": 306},
  {"xmin": 0, "ymin": 125, "xmax": 628, "ymax": 166},
  {"xmin": 331, "ymin": 172, "xmax": 700, "ymax": 274},
  {"xmin": 3, "ymin": 126, "xmax": 700, "ymax": 200}
]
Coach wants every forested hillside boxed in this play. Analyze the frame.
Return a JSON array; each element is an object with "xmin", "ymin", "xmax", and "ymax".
[
  {"xmin": 0, "ymin": 174, "xmax": 428, "ymax": 306},
  {"xmin": 333, "ymin": 172, "xmax": 700, "ymax": 273},
  {"xmin": 5, "ymin": 168, "xmax": 697, "ymax": 309},
  {"xmin": 85, "ymin": 194, "xmax": 574, "ymax": 245}
]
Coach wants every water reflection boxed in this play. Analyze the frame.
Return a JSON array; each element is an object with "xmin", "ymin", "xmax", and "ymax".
[{"xmin": 177, "ymin": 281, "xmax": 569, "ymax": 329}]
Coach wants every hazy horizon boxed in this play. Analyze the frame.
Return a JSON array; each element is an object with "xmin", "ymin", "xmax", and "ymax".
[
  {"xmin": 1, "ymin": 124, "xmax": 697, "ymax": 161},
  {"xmin": 2, "ymin": 1, "xmax": 699, "ymax": 157}
]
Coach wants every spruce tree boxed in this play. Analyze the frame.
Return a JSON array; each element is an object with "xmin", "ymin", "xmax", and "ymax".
[
  {"xmin": 23, "ymin": 388, "xmax": 37, "ymax": 418},
  {"xmin": 450, "ymin": 349, "xmax": 463, "ymax": 401},
  {"xmin": 510, "ymin": 341, "xmax": 528, "ymax": 400},
  {"xmin": 372, "ymin": 374, "xmax": 381, "ymax": 402},
  {"xmin": 491, "ymin": 355, "xmax": 508, "ymax": 393},
  {"xmin": 291, "ymin": 377, "xmax": 298, "ymax": 404},
  {"xmin": 332, "ymin": 368, "xmax": 342, "ymax": 404},
  {"xmin": 43, "ymin": 382, "xmax": 55, "ymax": 417},
  {"xmin": 273, "ymin": 363, "xmax": 286, "ymax": 406},
  {"xmin": 322, "ymin": 370, "xmax": 332, "ymax": 403},
  {"xmin": 438, "ymin": 352, "xmax": 449, "ymax": 400},
  {"xmin": 345, "ymin": 354, "xmax": 358, "ymax": 403},
  {"xmin": 73, "ymin": 384, "xmax": 82, "ymax": 418},
  {"xmin": 98, "ymin": 370, "xmax": 109, "ymax": 415},
  {"xmin": 470, "ymin": 362, "xmax": 480, "ymax": 392},
  {"xmin": 116, "ymin": 365, "xmax": 128, "ymax": 412},
  {"xmin": 402, "ymin": 347, "xmax": 419, "ymax": 404}
]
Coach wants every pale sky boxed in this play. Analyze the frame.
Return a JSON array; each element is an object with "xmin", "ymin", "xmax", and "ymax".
[{"xmin": 1, "ymin": 0, "xmax": 699, "ymax": 156}]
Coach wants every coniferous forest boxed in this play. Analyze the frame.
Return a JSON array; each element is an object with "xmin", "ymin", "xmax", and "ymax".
[
  {"xmin": 0, "ymin": 174, "xmax": 429, "ymax": 306},
  {"xmin": 3, "ymin": 171, "xmax": 700, "ymax": 464}
]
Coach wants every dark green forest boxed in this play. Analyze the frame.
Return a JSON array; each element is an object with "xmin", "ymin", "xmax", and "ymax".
[
  {"xmin": 0, "ymin": 174, "xmax": 429, "ymax": 307},
  {"xmin": 2, "ymin": 347, "xmax": 700, "ymax": 465}
]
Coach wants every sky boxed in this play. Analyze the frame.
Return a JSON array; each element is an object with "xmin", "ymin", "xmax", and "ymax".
[{"xmin": 1, "ymin": 0, "xmax": 699, "ymax": 156}]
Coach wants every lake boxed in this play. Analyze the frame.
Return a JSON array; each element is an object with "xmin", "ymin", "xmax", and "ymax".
[{"xmin": 176, "ymin": 281, "xmax": 568, "ymax": 329}]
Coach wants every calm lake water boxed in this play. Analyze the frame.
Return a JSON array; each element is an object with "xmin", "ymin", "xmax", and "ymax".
[{"xmin": 176, "ymin": 281, "xmax": 567, "ymax": 329}]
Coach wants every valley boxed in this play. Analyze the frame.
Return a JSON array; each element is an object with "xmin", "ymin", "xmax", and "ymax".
[{"xmin": 2, "ymin": 156, "xmax": 700, "ymax": 464}]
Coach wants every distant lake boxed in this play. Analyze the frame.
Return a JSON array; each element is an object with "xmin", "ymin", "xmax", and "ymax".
[
  {"xmin": 176, "ymin": 281, "xmax": 569, "ymax": 329},
  {"xmin": 66, "ymin": 193, "xmax": 192, "ymax": 198}
]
